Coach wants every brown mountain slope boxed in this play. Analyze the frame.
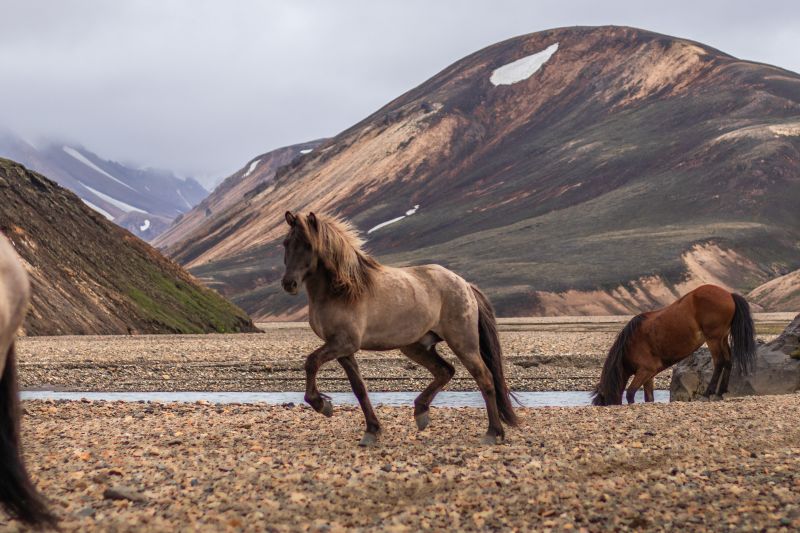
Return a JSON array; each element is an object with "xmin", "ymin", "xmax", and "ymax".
[
  {"xmin": 154, "ymin": 140, "xmax": 324, "ymax": 255},
  {"xmin": 0, "ymin": 158, "xmax": 255, "ymax": 335},
  {"xmin": 165, "ymin": 26, "xmax": 800, "ymax": 318},
  {"xmin": 749, "ymin": 269, "xmax": 800, "ymax": 312}
]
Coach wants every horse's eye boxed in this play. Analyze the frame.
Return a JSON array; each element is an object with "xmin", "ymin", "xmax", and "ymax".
[{"xmin": 282, "ymin": 239, "xmax": 289, "ymax": 247}]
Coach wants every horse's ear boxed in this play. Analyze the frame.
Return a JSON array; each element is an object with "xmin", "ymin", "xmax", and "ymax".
[
  {"xmin": 285, "ymin": 211, "xmax": 297, "ymax": 226},
  {"xmin": 308, "ymin": 212, "xmax": 318, "ymax": 231}
]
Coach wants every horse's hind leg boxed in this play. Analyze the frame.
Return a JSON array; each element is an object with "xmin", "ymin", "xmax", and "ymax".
[
  {"xmin": 703, "ymin": 338, "xmax": 725, "ymax": 399},
  {"xmin": 338, "ymin": 355, "xmax": 381, "ymax": 446},
  {"xmin": 400, "ymin": 342, "xmax": 455, "ymax": 431},
  {"xmin": 643, "ymin": 378, "xmax": 655, "ymax": 403},
  {"xmin": 715, "ymin": 336, "xmax": 733, "ymax": 398},
  {"xmin": 445, "ymin": 338, "xmax": 504, "ymax": 444},
  {"xmin": 626, "ymin": 369, "xmax": 656, "ymax": 404}
]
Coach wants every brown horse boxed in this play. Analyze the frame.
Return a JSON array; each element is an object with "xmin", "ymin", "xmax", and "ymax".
[
  {"xmin": 0, "ymin": 235, "xmax": 57, "ymax": 527},
  {"xmin": 280, "ymin": 211, "xmax": 518, "ymax": 445},
  {"xmin": 592, "ymin": 284, "xmax": 756, "ymax": 406}
]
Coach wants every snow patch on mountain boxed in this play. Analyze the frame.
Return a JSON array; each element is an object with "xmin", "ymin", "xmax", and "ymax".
[
  {"xmin": 490, "ymin": 43, "xmax": 559, "ymax": 86},
  {"xmin": 63, "ymin": 146, "xmax": 135, "ymax": 191},
  {"xmin": 300, "ymin": 149, "xmax": 313, "ymax": 154},
  {"xmin": 81, "ymin": 199, "xmax": 115, "ymax": 220},
  {"xmin": 81, "ymin": 183, "xmax": 147, "ymax": 213},
  {"xmin": 176, "ymin": 189, "xmax": 193, "ymax": 210},
  {"xmin": 367, "ymin": 205, "xmax": 420, "ymax": 234},
  {"xmin": 244, "ymin": 159, "xmax": 261, "ymax": 177},
  {"xmin": 140, "ymin": 219, "xmax": 151, "ymax": 232}
]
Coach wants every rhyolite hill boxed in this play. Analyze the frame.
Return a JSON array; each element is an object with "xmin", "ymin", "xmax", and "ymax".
[
  {"xmin": 0, "ymin": 158, "xmax": 255, "ymax": 335},
  {"xmin": 159, "ymin": 26, "xmax": 800, "ymax": 318}
]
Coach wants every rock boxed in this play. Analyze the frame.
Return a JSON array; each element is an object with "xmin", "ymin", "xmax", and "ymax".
[
  {"xmin": 671, "ymin": 314, "xmax": 800, "ymax": 401},
  {"xmin": 103, "ymin": 485, "xmax": 148, "ymax": 503}
]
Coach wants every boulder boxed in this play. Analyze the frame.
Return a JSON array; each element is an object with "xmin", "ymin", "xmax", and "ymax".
[{"xmin": 671, "ymin": 314, "xmax": 800, "ymax": 401}]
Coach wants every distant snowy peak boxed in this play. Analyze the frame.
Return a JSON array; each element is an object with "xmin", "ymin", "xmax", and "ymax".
[
  {"xmin": 80, "ymin": 183, "xmax": 147, "ymax": 213},
  {"xmin": 82, "ymin": 199, "xmax": 115, "ymax": 221},
  {"xmin": 62, "ymin": 145, "xmax": 135, "ymax": 191},
  {"xmin": 490, "ymin": 43, "xmax": 559, "ymax": 86}
]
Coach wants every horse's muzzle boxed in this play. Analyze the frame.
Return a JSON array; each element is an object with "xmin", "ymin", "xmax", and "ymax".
[{"xmin": 282, "ymin": 278, "xmax": 298, "ymax": 294}]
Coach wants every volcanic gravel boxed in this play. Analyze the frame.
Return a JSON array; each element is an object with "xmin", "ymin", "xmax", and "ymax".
[
  {"xmin": 16, "ymin": 327, "xmax": 673, "ymax": 393},
  {"xmin": 6, "ymin": 395, "xmax": 800, "ymax": 531}
]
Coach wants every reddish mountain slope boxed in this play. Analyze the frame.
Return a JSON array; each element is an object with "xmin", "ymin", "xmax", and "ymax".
[{"xmin": 162, "ymin": 26, "xmax": 800, "ymax": 318}]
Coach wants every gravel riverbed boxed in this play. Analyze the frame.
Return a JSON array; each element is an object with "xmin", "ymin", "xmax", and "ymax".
[
  {"xmin": 16, "ymin": 328, "xmax": 668, "ymax": 393},
  {"xmin": 17, "ymin": 318, "xmax": 784, "ymax": 394}
]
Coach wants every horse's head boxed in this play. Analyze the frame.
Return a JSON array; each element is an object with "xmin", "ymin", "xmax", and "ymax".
[{"xmin": 281, "ymin": 211, "xmax": 318, "ymax": 295}]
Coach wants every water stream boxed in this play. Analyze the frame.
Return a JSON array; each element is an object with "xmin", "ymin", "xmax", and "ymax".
[{"xmin": 21, "ymin": 390, "xmax": 669, "ymax": 407}]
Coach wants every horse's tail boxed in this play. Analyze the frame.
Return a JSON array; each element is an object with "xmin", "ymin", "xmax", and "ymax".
[
  {"xmin": 730, "ymin": 293, "xmax": 756, "ymax": 375},
  {"xmin": 592, "ymin": 315, "xmax": 645, "ymax": 406},
  {"xmin": 471, "ymin": 285, "xmax": 518, "ymax": 426},
  {"xmin": 0, "ymin": 343, "xmax": 58, "ymax": 528}
]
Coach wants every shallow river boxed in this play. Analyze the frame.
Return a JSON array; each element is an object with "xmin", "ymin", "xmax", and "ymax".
[{"xmin": 21, "ymin": 390, "xmax": 669, "ymax": 406}]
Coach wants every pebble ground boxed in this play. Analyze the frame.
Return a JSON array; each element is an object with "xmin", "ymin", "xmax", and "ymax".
[{"xmin": 5, "ymin": 395, "xmax": 800, "ymax": 531}]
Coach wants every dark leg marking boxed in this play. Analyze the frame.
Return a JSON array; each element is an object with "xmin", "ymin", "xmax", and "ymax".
[{"xmin": 338, "ymin": 355, "xmax": 381, "ymax": 446}]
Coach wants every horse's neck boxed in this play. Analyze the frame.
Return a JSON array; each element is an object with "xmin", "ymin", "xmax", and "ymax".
[{"xmin": 305, "ymin": 267, "xmax": 335, "ymax": 306}]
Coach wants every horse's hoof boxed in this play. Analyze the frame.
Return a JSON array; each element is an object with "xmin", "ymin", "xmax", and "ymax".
[
  {"xmin": 481, "ymin": 433, "xmax": 503, "ymax": 445},
  {"xmin": 320, "ymin": 399, "xmax": 333, "ymax": 417},
  {"xmin": 696, "ymin": 395, "xmax": 709, "ymax": 402},
  {"xmin": 710, "ymin": 394, "xmax": 723, "ymax": 402},
  {"xmin": 415, "ymin": 411, "xmax": 430, "ymax": 431},
  {"xmin": 358, "ymin": 432, "xmax": 379, "ymax": 447}
]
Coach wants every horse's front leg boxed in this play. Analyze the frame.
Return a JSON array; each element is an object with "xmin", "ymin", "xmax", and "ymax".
[
  {"xmin": 338, "ymin": 355, "xmax": 381, "ymax": 446},
  {"xmin": 304, "ymin": 338, "xmax": 357, "ymax": 417}
]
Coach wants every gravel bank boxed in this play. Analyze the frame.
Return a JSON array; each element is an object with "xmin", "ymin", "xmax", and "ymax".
[
  {"xmin": 17, "ymin": 325, "xmax": 780, "ymax": 394},
  {"xmin": 16, "ymin": 329, "xmax": 660, "ymax": 393},
  {"xmin": 7, "ymin": 395, "xmax": 800, "ymax": 531}
]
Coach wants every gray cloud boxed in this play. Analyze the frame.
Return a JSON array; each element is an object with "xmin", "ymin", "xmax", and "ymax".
[{"xmin": 1, "ymin": 0, "xmax": 798, "ymax": 186}]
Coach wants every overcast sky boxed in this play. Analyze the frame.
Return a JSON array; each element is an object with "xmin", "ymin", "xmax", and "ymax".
[{"xmin": 1, "ymin": 0, "xmax": 798, "ymax": 186}]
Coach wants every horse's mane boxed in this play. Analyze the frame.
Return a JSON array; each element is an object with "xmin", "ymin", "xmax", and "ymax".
[{"xmin": 295, "ymin": 213, "xmax": 381, "ymax": 300}]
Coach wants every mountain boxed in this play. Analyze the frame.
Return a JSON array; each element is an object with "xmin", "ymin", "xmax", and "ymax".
[
  {"xmin": 160, "ymin": 26, "xmax": 800, "ymax": 318},
  {"xmin": 0, "ymin": 158, "xmax": 255, "ymax": 335},
  {"xmin": 749, "ymin": 269, "xmax": 800, "ymax": 312},
  {"xmin": 0, "ymin": 133, "xmax": 207, "ymax": 240},
  {"xmin": 154, "ymin": 139, "xmax": 324, "ymax": 253}
]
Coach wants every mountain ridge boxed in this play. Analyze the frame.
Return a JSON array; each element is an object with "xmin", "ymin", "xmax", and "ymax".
[{"xmin": 159, "ymin": 25, "xmax": 800, "ymax": 317}]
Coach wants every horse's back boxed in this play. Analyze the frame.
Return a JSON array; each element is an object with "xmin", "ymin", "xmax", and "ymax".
[
  {"xmin": 404, "ymin": 263, "xmax": 475, "ymax": 305},
  {"xmin": 685, "ymin": 284, "xmax": 735, "ymax": 336}
]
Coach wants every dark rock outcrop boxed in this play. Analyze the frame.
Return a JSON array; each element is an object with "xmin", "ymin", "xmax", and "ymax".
[{"xmin": 671, "ymin": 314, "xmax": 800, "ymax": 400}]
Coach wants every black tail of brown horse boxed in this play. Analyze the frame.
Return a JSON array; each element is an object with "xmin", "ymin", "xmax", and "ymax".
[
  {"xmin": 592, "ymin": 315, "xmax": 646, "ymax": 406},
  {"xmin": 0, "ymin": 344, "xmax": 58, "ymax": 528},
  {"xmin": 471, "ymin": 286, "xmax": 518, "ymax": 426},
  {"xmin": 730, "ymin": 293, "xmax": 756, "ymax": 375}
]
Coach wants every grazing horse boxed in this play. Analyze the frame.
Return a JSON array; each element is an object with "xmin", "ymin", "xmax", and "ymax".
[
  {"xmin": 592, "ymin": 284, "xmax": 756, "ymax": 406},
  {"xmin": 0, "ymin": 235, "xmax": 57, "ymax": 527},
  {"xmin": 280, "ymin": 212, "xmax": 518, "ymax": 445}
]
